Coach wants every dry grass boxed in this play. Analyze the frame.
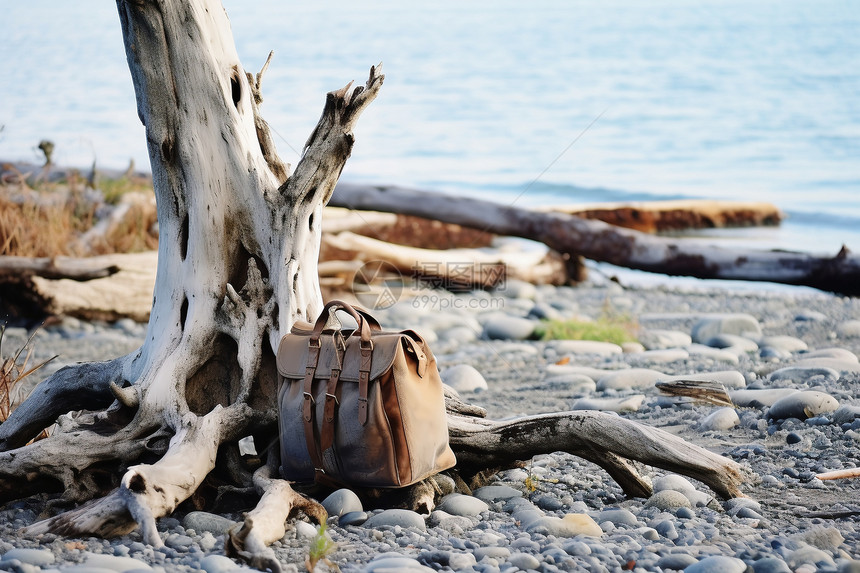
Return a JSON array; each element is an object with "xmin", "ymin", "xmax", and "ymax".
[
  {"xmin": 0, "ymin": 169, "xmax": 157, "ymax": 258},
  {"xmin": 0, "ymin": 324, "xmax": 56, "ymax": 440}
]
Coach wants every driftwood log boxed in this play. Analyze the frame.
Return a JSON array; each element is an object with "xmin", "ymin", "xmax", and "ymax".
[
  {"xmin": 0, "ymin": 0, "xmax": 750, "ymax": 567},
  {"xmin": 331, "ymin": 183, "xmax": 860, "ymax": 296}
]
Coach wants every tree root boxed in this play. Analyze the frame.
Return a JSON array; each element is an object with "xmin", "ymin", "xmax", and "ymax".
[
  {"xmin": 447, "ymin": 410, "xmax": 753, "ymax": 499},
  {"xmin": 226, "ymin": 455, "xmax": 326, "ymax": 572}
]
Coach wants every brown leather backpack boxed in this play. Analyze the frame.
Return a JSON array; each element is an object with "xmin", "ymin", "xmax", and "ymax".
[{"xmin": 276, "ymin": 300, "xmax": 456, "ymax": 488}]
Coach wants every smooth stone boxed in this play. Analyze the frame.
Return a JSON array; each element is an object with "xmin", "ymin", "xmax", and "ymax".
[
  {"xmin": 657, "ymin": 553, "xmax": 698, "ymax": 570},
  {"xmin": 837, "ymin": 320, "xmax": 860, "ymax": 338},
  {"xmin": 629, "ymin": 348, "xmax": 689, "ymax": 363},
  {"xmin": 794, "ymin": 526, "xmax": 844, "ymax": 550},
  {"xmin": 199, "ymin": 554, "xmax": 241, "ymax": 573},
  {"xmin": 1, "ymin": 549, "xmax": 55, "ymax": 566},
  {"xmin": 790, "ymin": 357, "xmax": 860, "ymax": 374},
  {"xmin": 700, "ymin": 407, "xmax": 740, "ymax": 430},
  {"xmin": 482, "ymin": 316, "xmax": 537, "ymax": 340},
  {"xmin": 730, "ymin": 388, "xmax": 799, "ymax": 407},
  {"xmin": 645, "ymin": 490, "xmax": 692, "ymax": 511},
  {"xmin": 551, "ymin": 340, "xmax": 623, "ymax": 356},
  {"xmin": 528, "ymin": 301, "xmax": 563, "ymax": 321},
  {"xmin": 834, "ymin": 404, "xmax": 860, "ymax": 424},
  {"xmin": 542, "ymin": 374, "xmax": 597, "ymax": 393},
  {"xmin": 295, "ymin": 520, "xmax": 318, "ymax": 539},
  {"xmin": 691, "ymin": 313, "xmax": 762, "ymax": 343},
  {"xmin": 768, "ymin": 390, "xmax": 839, "ymax": 420},
  {"xmin": 560, "ymin": 513, "xmax": 603, "ymax": 537},
  {"xmin": 639, "ymin": 329, "xmax": 692, "ymax": 350},
  {"xmin": 81, "ymin": 553, "xmax": 154, "ymax": 571},
  {"xmin": 685, "ymin": 344, "xmax": 740, "ymax": 364},
  {"xmin": 474, "ymin": 547, "xmax": 511, "ymax": 561},
  {"xmin": 654, "ymin": 519, "xmax": 679, "ymax": 540},
  {"xmin": 787, "ymin": 546, "xmax": 836, "ymax": 568},
  {"xmin": 182, "ymin": 512, "xmax": 237, "ymax": 537},
  {"xmin": 572, "ymin": 395, "xmax": 644, "ymax": 412},
  {"xmin": 543, "ymin": 365, "xmax": 608, "ymax": 379},
  {"xmin": 705, "ymin": 333, "xmax": 759, "ymax": 352},
  {"xmin": 759, "ymin": 335, "xmax": 808, "ymax": 353},
  {"xmin": 441, "ymin": 364, "xmax": 488, "ymax": 393},
  {"xmin": 364, "ymin": 553, "xmax": 435, "ymax": 573},
  {"xmin": 437, "ymin": 493, "xmax": 489, "ymax": 517},
  {"xmin": 653, "ymin": 474, "xmax": 697, "ymax": 497},
  {"xmin": 660, "ymin": 370, "xmax": 747, "ymax": 389},
  {"xmin": 562, "ymin": 540, "xmax": 592, "ymax": 556},
  {"xmin": 438, "ymin": 325, "xmax": 477, "ymax": 344},
  {"xmin": 339, "ymin": 511, "xmax": 369, "ymax": 527},
  {"xmin": 769, "ymin": 366, "xmax": 840, "ymax": 383},
  {"xmin": 622, "ymin": 341, "xmax": 645, "ymax": 353},
  {"xmin": 596, "ymin": 368, "xmax": 665, "ymax": 391},
  {"xmin": 795, "ymin": 310, "xmax": 828, "ymax": 322},
  {"xmin": 803, "ymin": 348, "xmax": 859, "ymax": 362},
  {"xmin": 473, "ymin": 485, "xmax": 523, "ymax": 503},
  {"xmin": 752, "ymin": 557, "xmax": 792, "ymax": 573},
  {"xmin": 686, "ymin": 555, "xmax": 748, "ymax": 573},
  {"xmin": 497, "ymin": 278, "xmax": 537, "ymax": 300},
  {"xmin": 598, "ymin": 508, "xmax": 639, "ymax": 527},
  {"xmin": 322, "ymin": 488, "xmax": 363, "ymax": 517},
  {"xmin": 364, "ymin": 509, "xmax": 426, "ymax": 530},
  {"xmin": 507, "ymin": 553, "xmax": 541, "ymax": 571},
  {"xmin": 165, "ymin": 533, "xmax": 194, "ymax": 549}
]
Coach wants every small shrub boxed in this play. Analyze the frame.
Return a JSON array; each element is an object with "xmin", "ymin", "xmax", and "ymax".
[
  {"xmin": 534, "ymin": 302, "xmax": 638, "ymax": 345},
  {"xmin": 305, "ymin": 521, "xmax": 339, "ymax": 572}
]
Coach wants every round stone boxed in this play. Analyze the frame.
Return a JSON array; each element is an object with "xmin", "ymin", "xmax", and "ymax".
[
  {"xmin": 767, "ymin": 390, "xmax": 839, "ymax": 421},
  {"xmin": 752, "ymin": 557, "xmax": 792, "ymax": 573},
  {"xmin": 364, "ymin": 509, "xmax": 426, "ymax": 530},
  {"xmin": 836, "ymin": 319, "xmax": 860, "ymax": 338},
  {"xmin": 339, "ymin": 511, "xmax": 369, "ymax": 526},
  {"xmin": 699, "ymin": 407, "xmax": 740, "ymax": 431},
  {"xmin": 473, "ymin": 485, "xmax": 523, "ymax": 503},
  {"xmin": 550, "ymin": 340, "xmax": 623, "ymax": 356},
  {"xmin": 507, "ymin": 553, "xmax": 541, "ymax": 571},
  {"xmin": 639, "ymin": 329, "xmax": 692, "ymax": 350},
  {"xmin": 0, "ymin": 549, "xmax": 55, "ymax": 567},
  {"xmin": 322, "ymin": 488, "xmax": 363, "ymax": 517},
  {"xmin": 182, "ymin": 511, "xmax": 237, "ymax": 536},
  {"xmin": 571, "ymin": 395, "xmax": 644, "ymax": 413},
  {"xmin": 440, "ymin": 364, "xmax": 488, "ymax": 393},
  {"xmin": 436, "ymin": 493, "xmax": 489, "ymax": 517},
  {"xmin": 598, "ymin": 508, "xmax": 639, "ymax": 527},
  {"xmin": 200, "ymin": 554, "xmax": 241, "ymax": 573},
  {"xmin": 686, "ymin": 555, "xmax": 748, "ymax": 573},
  {"xmin": 645, "ymin": 490, "xmax": 692, "ymax": 511},
  {"xmin": 657, "ymin": 553, "xmax": 698, "ymax": 570},
  {"xmin": 691, "ymin": 314, "xmax": 762, "ymax": 343},
  {"xmin": 596, "ymin": 368, "xmax": 665, "ymax": 391},
  {"xmin": 482, "ymin": 315, "xmax": 537, "ymax": 340}
]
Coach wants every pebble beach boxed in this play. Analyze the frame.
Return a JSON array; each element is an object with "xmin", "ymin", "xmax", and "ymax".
[{"xmin": 3, "ymin": 276, "xmax": 860, "ymax": 573}]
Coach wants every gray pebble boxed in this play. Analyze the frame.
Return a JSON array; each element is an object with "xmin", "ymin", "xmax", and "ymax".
[
  {"xmin": 645, "ymin": 490, "xmax": 692, "ymax": 511},
  {"xmin": 199, "ymin": 554, "xmax": 241, "ymax": 573},
  {"xmin": 364, "ymin": 509, "xmax": 426, "ymax": 530},
  {"xmin": 767, "ymin": 390, "xmax": 839, "ymax": 420},
  {"xmin": 79, "ymin": 553, "xmax": 154, "ymax": 571},
  {"xmin": 473, "ymin": 485, "xmax": 523, "ymax": 503},
  {"xmin": 752, "ymin": 557, "xmax": 792, "ymax": 573},
  {"xmin": 322, "ymin": 488, "xmax": 364, "ymax": 517},
  {"xmin": 0, "ymin": 549, "xmax": 55, "ymax": 566},
  {"xmin": 730, "ymin": 388, "xmax": 799, "ymax": 407},
  {"xmin": 699, "ymin": 407, "xmax": 740, "ymax": 430},
  {"xmin": 787, "ymin": 545, "xmax": 836, "ymax": 568},
  {"xmin": 182, "ymin": 512, "xmax": 237, "ymax": 536},
  {"xmin": 759, "ymin": 335, "xmax": 808, "ymax": 353},
  {"xmin": 656, "ymin": 553, "xmax": 697, "ymax": 570},
  {"xmin": 441, "ymin": 363, "xmax": 488, "ymax": 393},
  {"xmin": 598, "ymin": 508, "xmax": 639, "ymax": 527},
  {"xmin": 498, "ymin": 278, "xmax": 537, "ymax": 300},
  {"xmin": 685, "ymin": 344, "xmax": 741, "ymax": 364},
  {"xmin": 482, "ymin": 316, "xmax": 537, "ymax": 340},
  {"xmin": 363, "ymin": 553, "xmax": 435, "ymax": 572},
  {"xmin": 550, "ymin": 340, "xmax": 622, "ymax": 356},
  {"xmin": 164, "ymin": 533, "xmax": 193, "ymax": 549},
  {"xmin": 474, "ymin": 547, "xmax": 511, "ymax": 561},
  {"xmin": 691, "ymin": 313, "xmax": 762, "ymax": 343},
  {"xmin": 629, "ymin": 348, "xmax": 689, "ymax": 363},
  {"xmin": 686, "ymin": 555, "xmax": 748, "ymax": 573},
  {"xmin": 795, "ymin": 310, "xmax": 828, "ymax": 322},
  {"xmin": 639, "ymin": 329, "xmax": 692, "ymax": 350},
  {"xmin": 507, "ymin": 552, "xmax": 541, "ymax": 570},
  {"xmin": 596, "ymin": 368, "xmax": 665, "ymax": 391},
  {"xmin": 339, "ymin": 510, "xmax": 369, "ymax": 526},
  {"xmin": 571, "ymin": 395, "xmax": 644, "ymax": 412},
  {"xmin": 803, "ymin": 347, "xmax": 859, "ymax": 362},
  {"xmin": 654, "ymin": 519, "xmax": 679, "ymax": 540},
  {"xmin": 705, "ymin": 333, "xmax": 759, "ymax": 351},
  {"xmin": 769, "ymin": 366, "xmax": 840, "ymax": 383},
  {"xmin": 836, "ymin": 319, "xmax": 860, "ymax": 338},
  {"xmin": 437, "ymin": 493, "xmax": 488, "ymax": 517},
  {"xmin": 660, "ymin": 370, "xmax": 747, "ymax": 389}
]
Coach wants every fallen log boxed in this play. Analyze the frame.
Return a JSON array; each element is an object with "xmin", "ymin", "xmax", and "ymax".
[
  {"xmin": 331, "ymin": 183, "xmax": 860, "ymax": 296},
  {"xmin": 547, "ymin": 199, "xmax": 783, "ymax": 233},
  {"xmin": 323, "ymin": 231, "xmax": 566, "ymax": 288}
]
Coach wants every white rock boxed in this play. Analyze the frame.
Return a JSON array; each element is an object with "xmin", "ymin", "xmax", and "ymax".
[
  {"xmin": 572, "ymin": 395, "xmax": 644, "ymax": 413},
  {"xmin": 691, "ymin": 314, "xmax": 761, "ymax": 343},
  {"xmin": 441, "ymin": 364, "xmax": 488, "ymax": 393},
  {"xmin": 699, "ymin": 407, "xmax": 740, "ymax": 430},
  {"xmin": 596, "ymin": 368, "xmax": 665, "ymax": 391}
]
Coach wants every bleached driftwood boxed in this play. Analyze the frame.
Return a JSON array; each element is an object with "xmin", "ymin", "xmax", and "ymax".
[
  {"xmin": 331, "ymin": 184, "xmax": 860, "ymax": 296},
  {"xmin": 324, "ymin": 230, "xmax": 565, "ymax": 288}
]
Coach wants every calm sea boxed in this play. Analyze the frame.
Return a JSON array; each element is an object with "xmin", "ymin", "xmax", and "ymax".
[{"xmin": 2, "ymin": 0, "xmax": 858, "ymax": 257}]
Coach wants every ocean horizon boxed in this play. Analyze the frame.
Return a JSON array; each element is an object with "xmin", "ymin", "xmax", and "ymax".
[{"xmin": 2, "ymin": 0, "xmax": 858, "ymax": 256}]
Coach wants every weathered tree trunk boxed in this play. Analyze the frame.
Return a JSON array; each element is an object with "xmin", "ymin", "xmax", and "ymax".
[
  {"xmin": 0, "ymin": 1, "xmax": 751, "ymax": 566},
  {"xmin": 1, "ymin": 0, "xmax": 382, "ymax": 546},
  {"xmin": 331, "ymin": 184, "xmax": 860, "ymax": 296}
]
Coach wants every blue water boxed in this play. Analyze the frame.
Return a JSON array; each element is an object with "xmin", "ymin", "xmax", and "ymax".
[{"xmin": 2, "ymin": 0, "xmax": 858, "ymax": 254}]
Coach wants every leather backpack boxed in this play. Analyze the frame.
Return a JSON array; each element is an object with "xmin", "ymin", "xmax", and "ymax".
[{"xmin": 276, "ymin": 300, "xmax": 456, "ymax": 488}]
